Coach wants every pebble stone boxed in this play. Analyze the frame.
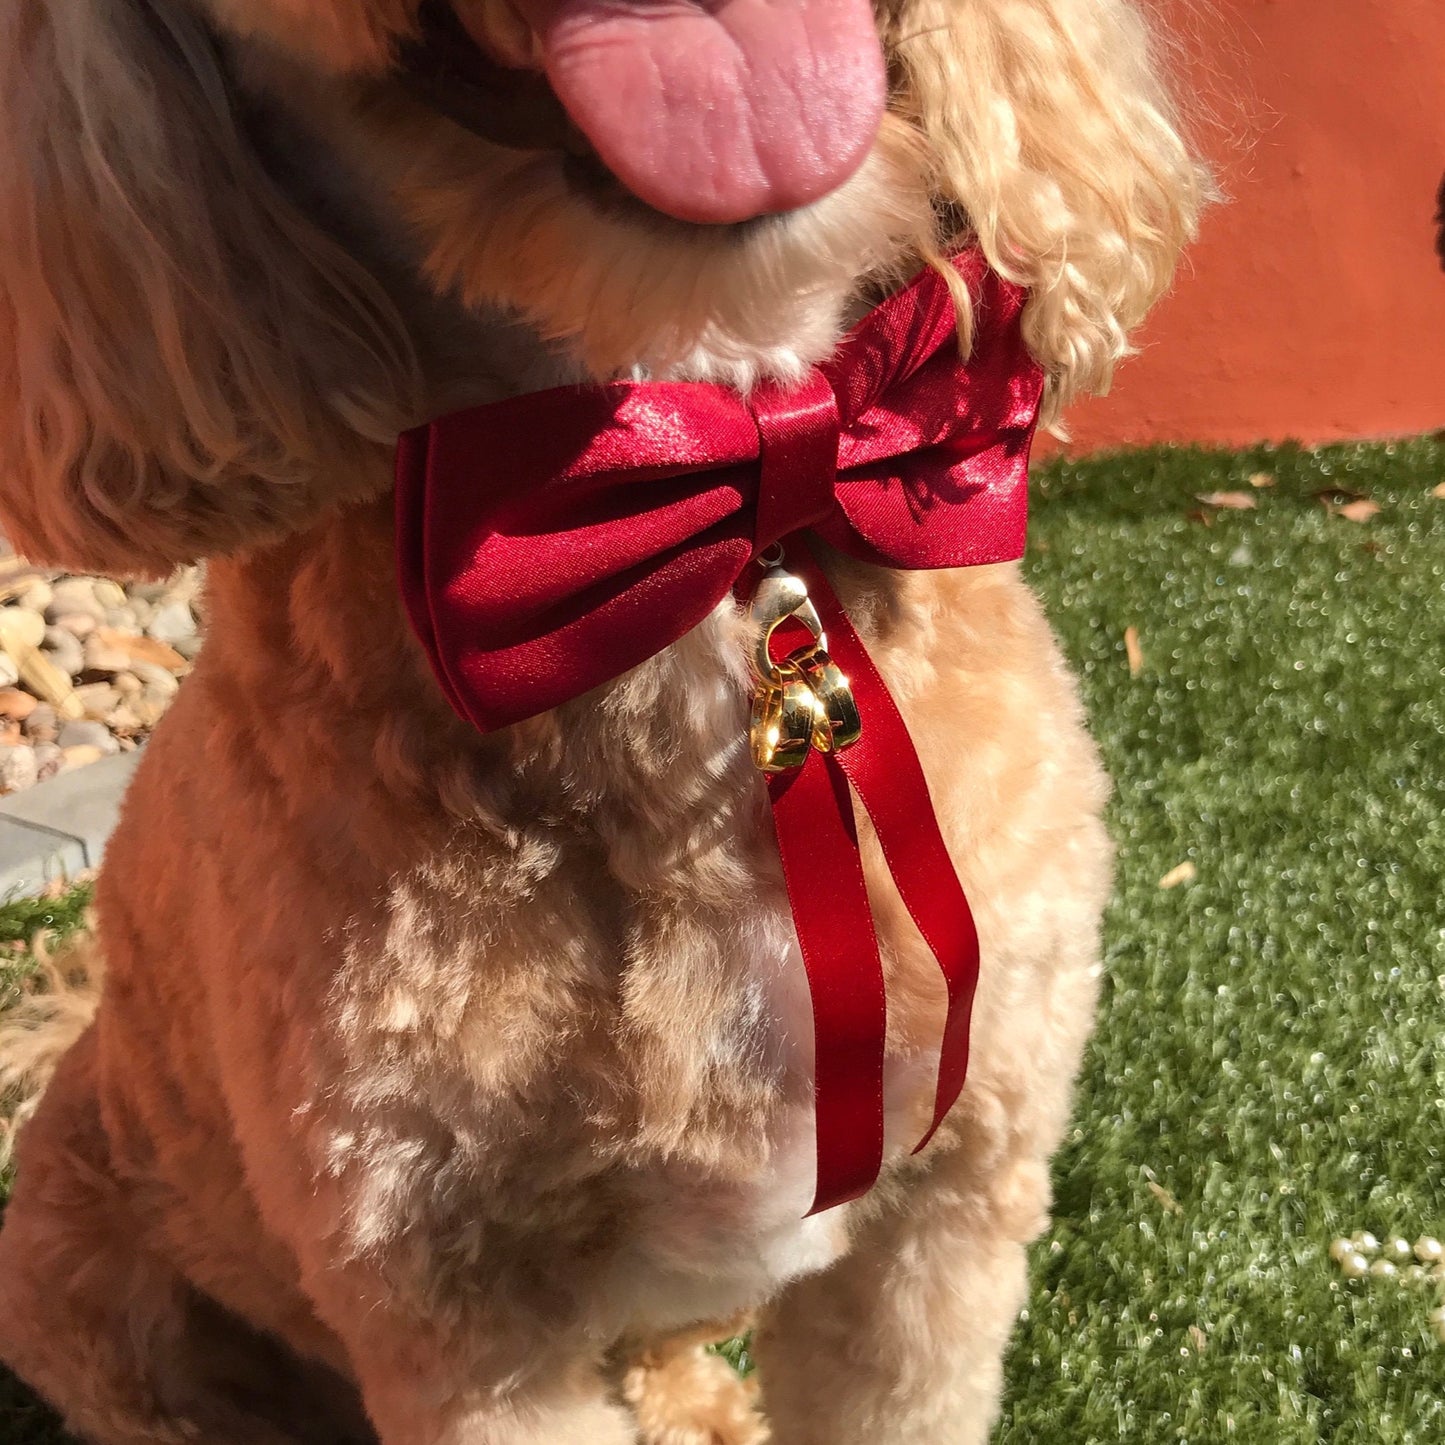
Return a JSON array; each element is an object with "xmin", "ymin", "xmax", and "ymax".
[
  {"xmin": 17, "ymin": 580, "xmax": 53, "ymax": 613},
  {"xmin": 42, "ymin": 625, "xmax": 85, "ymax": 678},
  {"xmin": 60, "ymin": 743, "xmax": 106, "ymax": 771},
  {"xmin": 0, "ymin": 688, "xmax": 38, "ymax": 722},
  {"xmin": 1331, "ymin": 1224, "xmax": 1445, "ymax": 1342},
  {"xmin": 73, "ymin": 682, "xmax": 122, "ymax": 721},
  {"xmin": 57, "ymin": 719, "xmax": 121, "ymax": 756},
  {"xmin": 51, "ymin": 611, "xmax": 98, "ymax": 640},
  {"xmin": 0, "ymin": 558, "xmax": 199, "ymax": 794},
  {"xmin": 92, "ymin": 579, "xmax": 127, "ymax": 611},
  {"xmin": 23, "ymin": 703, "xmax": 58, "ymax": 744},
  {"xmin": 147, "ymin": 600, "xmax": 197, "ymax": 648},
  {"xmin": 45, "ymin": 577, "xmax": 105, "ymax": 624},
  {"xmin": 0, "ymin": 607, "xmax": 45, "ymax": 650},
  {"xmin": 0, "ymin": 743, "xmax": 38, "ymax": 793}
]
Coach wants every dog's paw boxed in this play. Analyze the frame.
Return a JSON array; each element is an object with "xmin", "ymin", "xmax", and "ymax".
[{"xmin": 623, "ymin": 1340, "xmax": 769, "ymax": 1445}]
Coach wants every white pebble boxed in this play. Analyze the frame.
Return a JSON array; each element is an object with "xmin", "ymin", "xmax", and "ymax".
[
  {"xmin": 1339, "ymin": 1251, "xmax": 1370, "ymax": 1280},
  {"xmin": 1415, "ymin": 1237, "xmax": 1443, "ymax": 1265},
  {"xmin": 146, "ymin": 599, "xmax": 198, "ymax": 649},
  {"xmin": 0, "ymin": 742, "xmax": 38, "ymax": 794},
  {"xmin": 45, "ymin": 577, "xmax": 104, "ymax": 624},
  {"xmin": 92, "ymin": 578, "xmax": 127, "ymax": 611},
  {"xmin": 1329, "ymin": 1237, "xmax": 1356, "ymax": 1264},
  {"xmin": 72, "ymin": 682, "xmax": 120, "ymax": 721},
  {"xmin": 1352, "ymin": 1232, "xmax": 1381, "ymax": 1257},
  {"xmin": 50, "ymin": 610, "xmax": 97, "ymax": 640},
  {"xmin": 1368, "ymin": 1259, "xmax": 1397, "ymax": 1280},
  {"xmin": 0, "ymin": 606, "xmax": 44, "ymax": 650},
  {"xmin": 57, "ymin": 718, "xmax": 119, "ymax": 755},
  {"xmin": 42, "ymin": 626, "xmax": 85, "ymax": 678},
  {"xmin": 1386, "ymin": 1237, "xmax": 1414, "ymax": 1265},
  {"xmin": 18, "ymin": 580, "xmax": 53, "ymax": 612}
]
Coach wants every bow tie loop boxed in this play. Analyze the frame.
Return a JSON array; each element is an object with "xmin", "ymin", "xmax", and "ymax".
[{"xmin": 750, "ymin": 370, "xmax": 842, "ymax": 554}]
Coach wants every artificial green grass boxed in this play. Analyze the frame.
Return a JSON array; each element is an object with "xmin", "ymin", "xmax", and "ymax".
[
  {"xmin": 2, "ymin": 438, "xmax": 1444, "ymax": 1441},
  {"xmin": 0, "ymin": 886, "xmax": 89, "ymax": 1444},
  {"xmin": 1001, "ymin": 436, "xmax": 1445, "ymax": 1442},
  {"xmin": 0, "ymin": 884, "xmax": 91, "ymax": 1146}
]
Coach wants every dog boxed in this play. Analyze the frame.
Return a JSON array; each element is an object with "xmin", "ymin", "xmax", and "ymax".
[{"xmin": 0, "ymin": 2, "xmax": 1203, "ymax": 1441}]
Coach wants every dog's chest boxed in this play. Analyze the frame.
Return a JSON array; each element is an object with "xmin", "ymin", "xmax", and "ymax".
[
  {"xmin": 324, "ymin": 856, "xmax": 854, "ymax": 1333},
  {"xmin": 319, "ymin": 614, "xmax": 894, "ymax": 1329}
]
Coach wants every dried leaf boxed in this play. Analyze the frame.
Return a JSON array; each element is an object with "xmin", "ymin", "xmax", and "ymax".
[
  {"xmin": 1185, "ymin": 509, "xmax": 1214, "ymax": 528},
  {"xmin": 1188, "ymin": 1325, "xmax": 1208, "ymax": 1354},
  {"xmin": 1196, "ymin": 491, "xmax": 1257, "ymax": 511},
  {"xmin": 90, "ymin": 626, "xmax": 188, "ymax": 674},
  {"xmin": 1124, "ymin": 625, "xmax": 1144, "ymax": 678},
  {"xmin": 1148, "ymin": 1181, "xmax": 1184, "ymax": 1215},
  {"xmin": 1248, "ymin": 471, "xmax": 1276, "ymax": 489},
  {"xmin": 1312, "ymin": 486, "xmax": 1365, "ymax": 504},
  {"xmin": 1333, "ymin": 499, "xmax": 1381, "ymax": 523},
  {"xmin": 16, "ymin": 648, "xmax": 84, "ymax": 718},
  {"xmin": 1431, "ymin": 482, "xmax": 1445, "ymax": 500},
  {"xmin": 1158, "ymin": 861, "xmax": 1197, "ymax": 890}
]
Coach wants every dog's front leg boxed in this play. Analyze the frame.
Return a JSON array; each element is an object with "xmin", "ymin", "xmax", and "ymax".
[
  {"xmin": 305, "ymin": 1267, "xmax": 637, "ymax": 1445},
  {"xmin": 752, "ymin": 1138, "xmax": 1055, "ymax": 1445}
]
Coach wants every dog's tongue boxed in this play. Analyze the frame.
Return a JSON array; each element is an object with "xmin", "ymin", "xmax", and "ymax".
[{"xmin": 499, "ymin": 0, "xmax": 886, "ymax": 224}]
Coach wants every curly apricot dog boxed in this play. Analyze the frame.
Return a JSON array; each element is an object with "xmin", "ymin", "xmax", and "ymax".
[{"xmin": 0, "ymin": 2, "xmax": 1202, "ymax": 1441}]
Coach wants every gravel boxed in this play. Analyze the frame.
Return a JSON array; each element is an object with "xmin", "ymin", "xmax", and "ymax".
[{"xmin": 0, "ymin": 552, "xmax": 198, "ymax": 797}]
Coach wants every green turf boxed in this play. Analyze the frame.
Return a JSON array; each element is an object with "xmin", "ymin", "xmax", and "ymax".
[
  {"xmin": 0, "ymin": 887, "xmax": 89, "ymax": 1443},
  {"xmin": 1001, "ymin": 436, "xmax": 1445, "ymax": 1442},
  {"xmin": 3, "ymin": 438, "xmax": 1445, "ymax": 1441}
]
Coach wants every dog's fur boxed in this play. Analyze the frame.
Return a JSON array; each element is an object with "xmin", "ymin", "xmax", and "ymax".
[{"xmin": 0, "ymin": 2, "xmax": 1203, "ymax": 1441}]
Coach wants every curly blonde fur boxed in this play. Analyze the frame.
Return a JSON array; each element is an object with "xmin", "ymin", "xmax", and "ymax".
[
  {"xmin": 0, "ymin": 2, "xmax": 1202, "ymax": 1442},
  {"xmin": 886, "ymin": 0, "xmax": 1203, "ymax": 413}
]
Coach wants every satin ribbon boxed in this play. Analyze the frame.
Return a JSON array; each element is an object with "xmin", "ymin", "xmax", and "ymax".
[{"xmin": 395, "ymin": 251, "xmax": 1044, "ymax": 1212}]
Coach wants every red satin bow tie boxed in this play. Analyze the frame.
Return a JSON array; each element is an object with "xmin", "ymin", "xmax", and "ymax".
[{"xmin": 397, "ymin": 251, "xmax": 1044, "ymax": 1213}]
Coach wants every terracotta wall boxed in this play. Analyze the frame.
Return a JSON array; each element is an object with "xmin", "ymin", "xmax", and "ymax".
[{"xmin": 1057, "ymin": 0, "xmax": 1445, "ymax": 452}]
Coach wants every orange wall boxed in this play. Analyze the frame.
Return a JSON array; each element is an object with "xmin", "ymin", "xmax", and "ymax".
[{"xmin": 1058, "ymin": 0, "xmax": 1445, "ymax": 452}]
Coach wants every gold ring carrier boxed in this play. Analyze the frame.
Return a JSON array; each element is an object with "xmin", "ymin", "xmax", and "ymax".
[{"xmin": 747, "ymin": 555, "xmax": 862, "ymax": 773}]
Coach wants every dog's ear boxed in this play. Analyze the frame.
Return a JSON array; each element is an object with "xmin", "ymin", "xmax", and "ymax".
[
  {"xmin": 0, "ymin": 0, "xmax": 419, "ymax": 575},
  {"xmin": 885, "ymin": 0, "xmax": 1207, "ymax": 413}
]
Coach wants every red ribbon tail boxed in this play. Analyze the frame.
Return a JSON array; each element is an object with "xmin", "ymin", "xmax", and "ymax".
[
  {"xmin": 789, "ymin": 539, "xmax": 983, "ymax": 1155},
  {"xmin": 767, "ymin": 750, "xmax": 887, "ymax": 1215}
]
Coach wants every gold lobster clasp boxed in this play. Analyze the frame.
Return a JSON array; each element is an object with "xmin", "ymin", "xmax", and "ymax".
[{"xmin": 748, "ymin": 555, "xmax": 862, "ymax": 773}]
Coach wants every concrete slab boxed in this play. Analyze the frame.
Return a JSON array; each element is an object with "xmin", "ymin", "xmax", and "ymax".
[{"xmin": 0, "ymin": 751, "xmax": 141, "ymax": 900}]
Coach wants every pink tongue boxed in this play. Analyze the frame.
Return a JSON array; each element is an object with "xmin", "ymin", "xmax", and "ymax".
[{"xmin": 504, "ymin": 0, "xmax": 886, "ymax": 224}]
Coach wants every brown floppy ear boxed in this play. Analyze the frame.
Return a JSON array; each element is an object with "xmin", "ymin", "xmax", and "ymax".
[{"xmin": 0, "ymin": 0, "xmax": 419, "ymax": 575}]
